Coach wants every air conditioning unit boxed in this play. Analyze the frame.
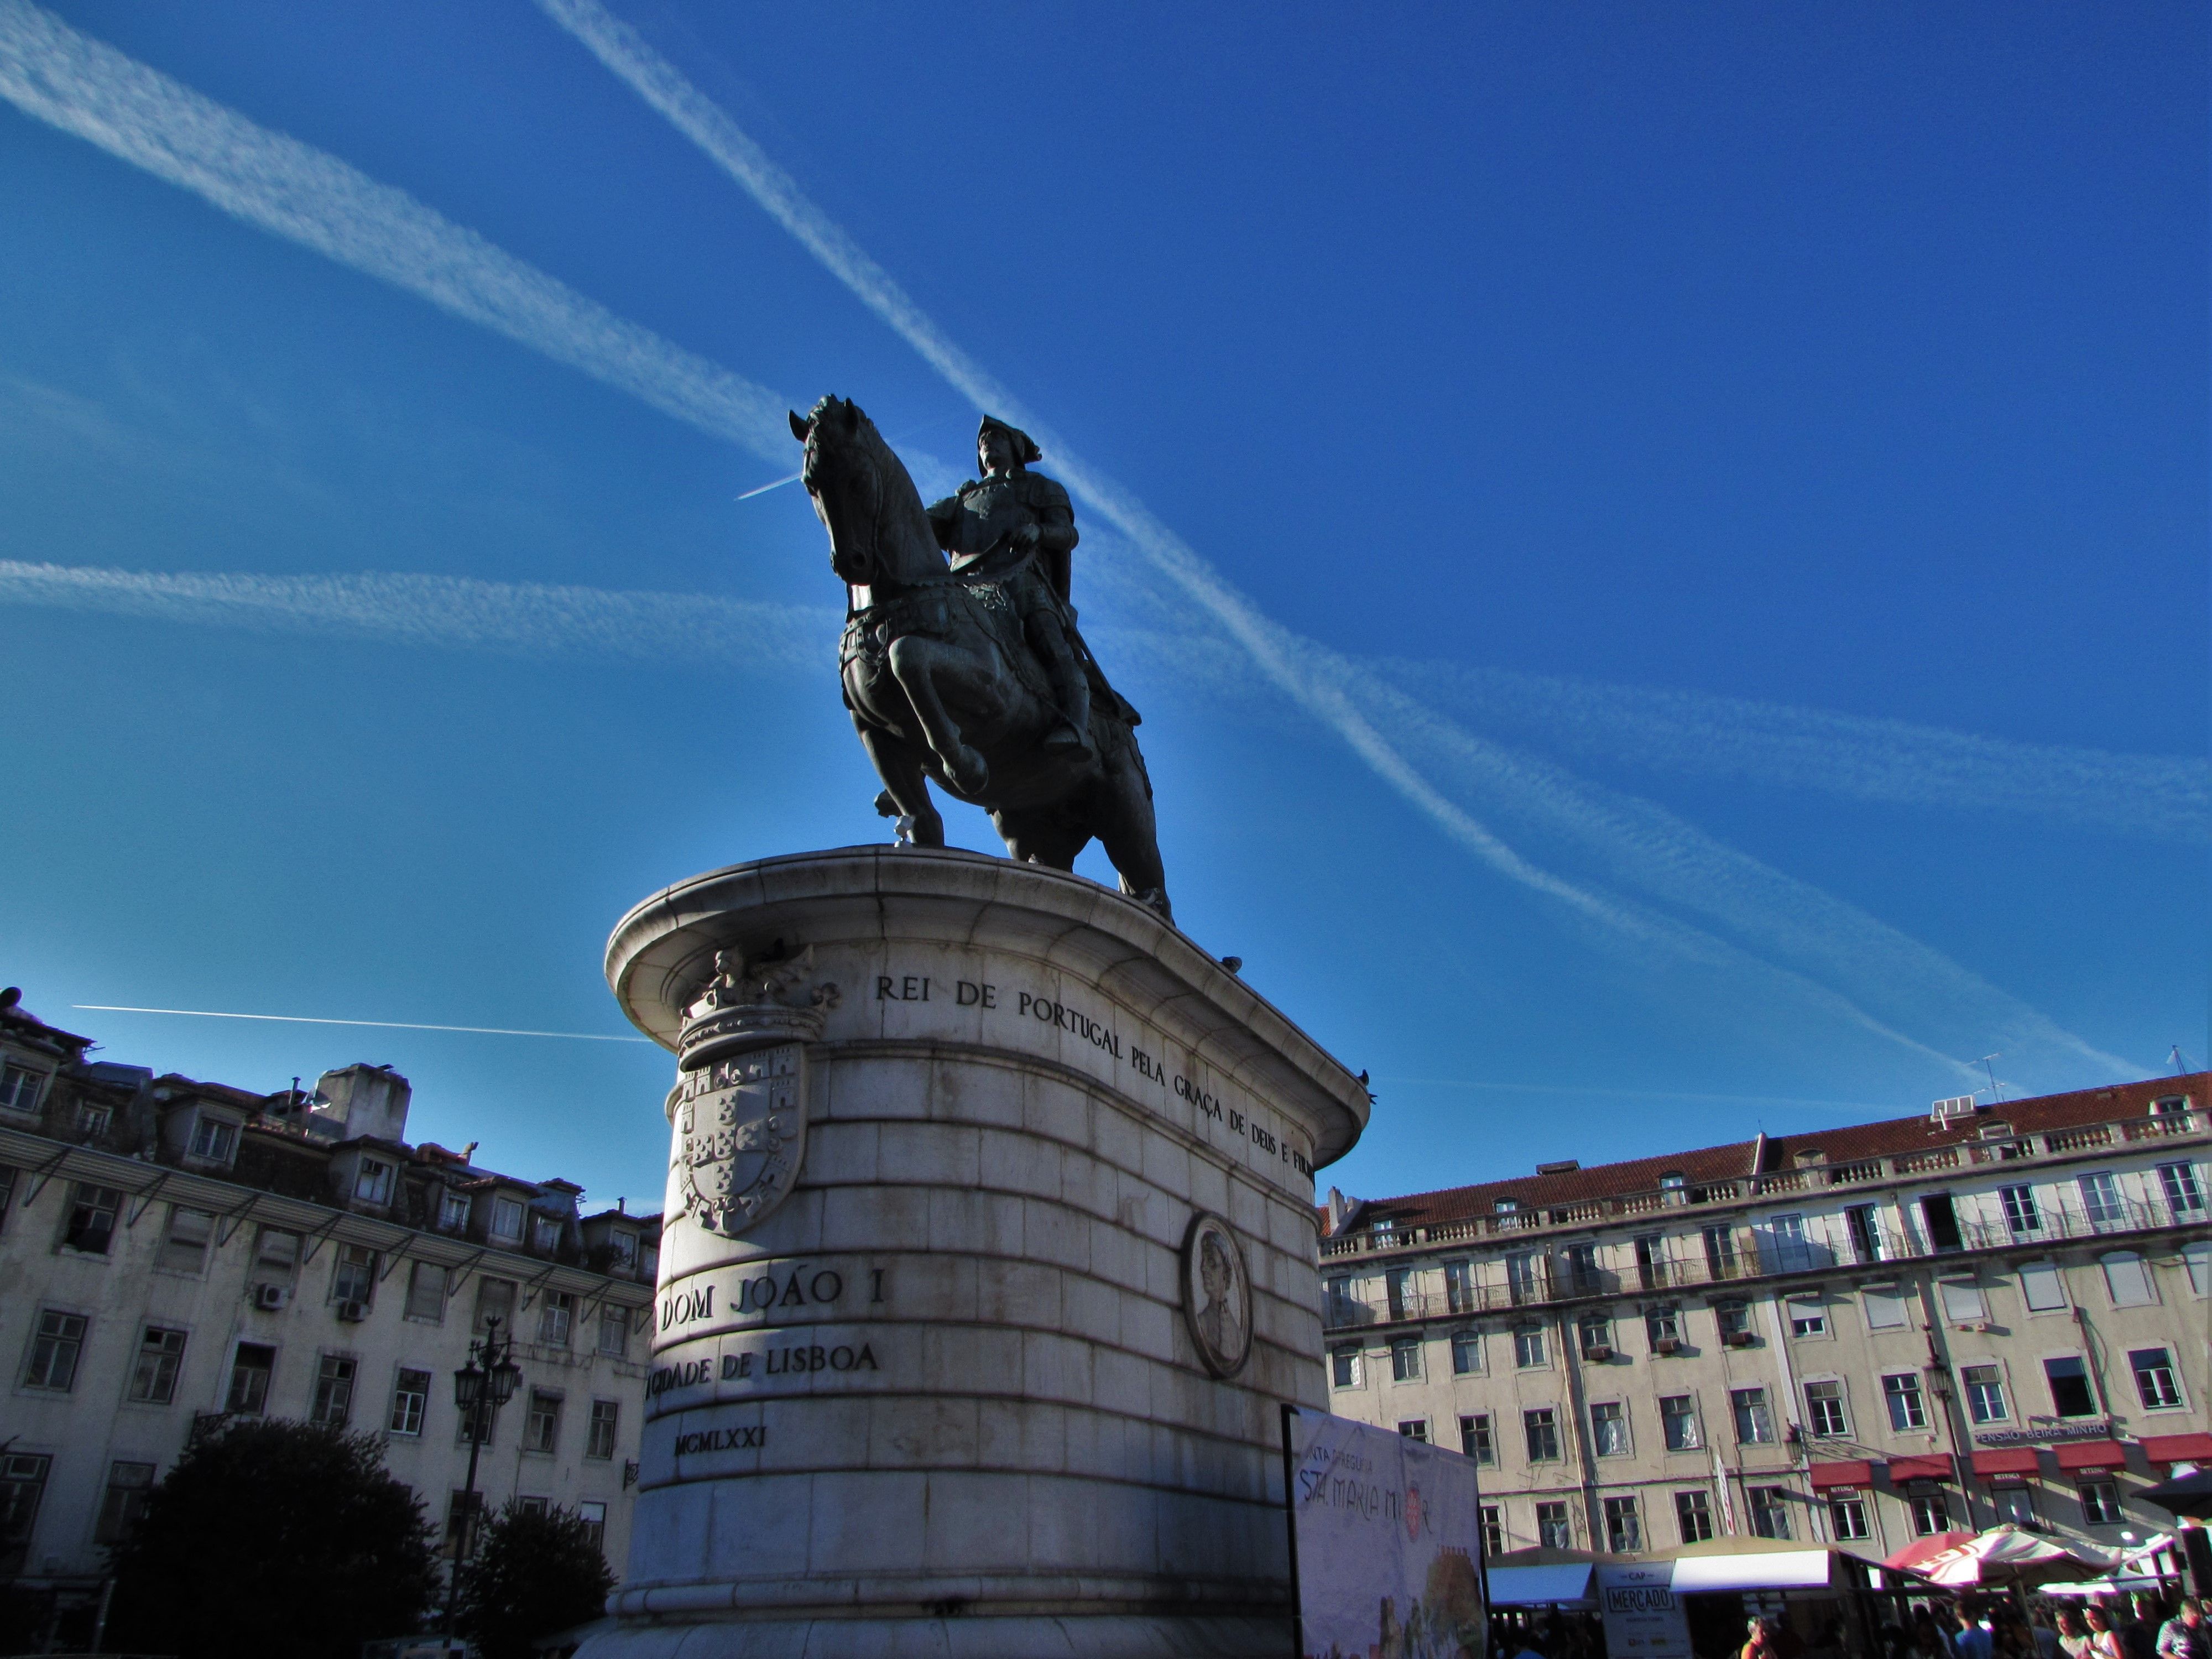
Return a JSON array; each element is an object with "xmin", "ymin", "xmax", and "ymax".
[
  {"xmin": 252, "ymin": 1283, "xmax": 289, "ymax": 1312},
  {"xmin": 335, "ymin": 1299, "xmax": 369, "ymax": 1323},
  {"xmin": 1652, "ymin": 1337, "xmax": 1682, "ymax": 1356},
  {"xmin": 1582, "ymin": 1345, "xmax": 1614, "ymax": 1363},
  {"xmin": 1721, "ymin": 1330, "xmax": 1756, "ymax": 1348}
]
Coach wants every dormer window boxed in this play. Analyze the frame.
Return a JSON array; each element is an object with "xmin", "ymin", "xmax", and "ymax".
[
  {"xmin": 530, "ymin": 1215, "xmax": 561, "ymax": 1253},
  {"xmin": 188, "ymin": 1115, "xmax": 240, "ymax": 1166},
  {"xmin": 1494, "ymin": 1198, "xmax": 1521, "ymax": 1214},
  {"xmin": 0, "ymin": 1062, "xmax": 45, "ymax": 1114},
  {"xmin": 611, "ymin": 1231, "xmax": 638, "ymax": 1267},
  {"xmin": 1978, "ymin": 1122, "xmax": 2013, "ymax": 1141},
  {"xmin": 491, "ymin": 1197, "xmax": 525, "ymax": 1241},
  {"xmin": 76, "ymin": 1104, "xmax": 113, "ymax": 1138},
  {"xmin": 438, "ymin": 1191, "xmax": 470, "ymax": 1233},
  {"xmin": 354, "ymin": 1157, "xmax": 395, "ymax": 1205},
  {"xmin": 1660, "ymin": 1173, "xmax": 1687, "ymax": 1191},
  {"xmin": 2151, "ymin": 1095, "xmax": 2191, "ymax": 1118}
]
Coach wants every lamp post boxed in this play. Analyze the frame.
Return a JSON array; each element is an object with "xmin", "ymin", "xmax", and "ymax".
[{"xmin": 442, "ymin": 1316, "xmax": 521, "ymax": 1654}]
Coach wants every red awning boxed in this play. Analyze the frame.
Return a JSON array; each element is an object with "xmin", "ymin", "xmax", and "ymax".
[
  {"xmin": 2140, "ymin": 1433, "xmax": 2212, "ymax": 1465},
  {"xmin": 1810, "ymin": 1460, "xmax": 1875, "ymax": 1490},
  {"xmin": 2053, "ymin": 1439, "xmax": 2126, "ymax": 1472},
  {"xmin": 1887, "ymin": 1453, "xmax": 1957, "ymax": 1483},
  {"xmin": 1971, "ymin": 1448, "xmax": 2041, "ymax": 1477}
]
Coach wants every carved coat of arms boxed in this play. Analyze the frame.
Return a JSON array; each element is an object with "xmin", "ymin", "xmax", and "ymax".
[{"xmin": 669, "ymin": 943, "xmax": 839, "ymax": 1237}]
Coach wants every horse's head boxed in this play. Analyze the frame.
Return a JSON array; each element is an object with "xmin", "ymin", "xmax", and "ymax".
[{"xmin": 787, "ymin": 395, "xmax": 890, "ymax": 587}]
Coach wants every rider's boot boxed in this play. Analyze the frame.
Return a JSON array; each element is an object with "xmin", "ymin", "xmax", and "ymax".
[{"xmin": 1040, "ymin": 670, "xmax": 1093, "ymax": 761}]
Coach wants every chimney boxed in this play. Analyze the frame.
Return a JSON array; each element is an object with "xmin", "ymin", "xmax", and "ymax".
[
  {"xmin": 1749, "ymin": 1131, "xmax": 1769, "ymax": 1176},
  {"xmin": 1325, "ymin": 1187, "xmax": 1350, "ymax": 1236},
  {"xmin": 306, "ymin": 1064, "xmax": 412, "ymax": 1145}
]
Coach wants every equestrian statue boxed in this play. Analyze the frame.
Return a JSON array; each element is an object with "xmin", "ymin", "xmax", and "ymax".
[{"xmin": 789, "ymin": 397, "xmax": 1170, "ymax": 917}]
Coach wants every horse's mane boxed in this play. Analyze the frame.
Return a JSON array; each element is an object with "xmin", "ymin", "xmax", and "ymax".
[{"xmin": 814, "ymin": 397, "xmax": 938, "ymax": 567}]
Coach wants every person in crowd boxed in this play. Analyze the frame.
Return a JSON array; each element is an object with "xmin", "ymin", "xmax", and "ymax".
[
  {"xmin": 1914, "ymin": 1607, "xmax": 1956, "ymax": 1659},
  {"xmin": 2057, "ymin": 1609, "xmax": 2091, "ymax": 1659},
  {"xmin": 2154, "ymin": 1598, "xmax": 2206, "ymax": 1659},
  {"xmin": 1745, "ymin": 1618, "xmax": 1785, "ymax": 1659},
  {"xmin": 1955, "ymin": 1602, "xmax": 1995, "ymax": 1659},
  {"xmin": 2085, "ymin": 1604, "xmax": 2127, "ymax": 1659}
]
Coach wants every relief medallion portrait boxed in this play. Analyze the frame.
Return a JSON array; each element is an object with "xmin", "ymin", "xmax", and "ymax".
[{"xmin": 1180, "ymin": 1211, "xmax": 1253, "ymax": 1378}]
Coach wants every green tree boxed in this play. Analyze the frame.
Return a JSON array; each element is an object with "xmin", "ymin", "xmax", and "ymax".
[
  {"xmin": 105, "ymin": 1418, "xmax": 440, "ymax": 1659},
  {"xmin": 454, "ymin": 1500, "xmax": 615, "ymax": 1659}
]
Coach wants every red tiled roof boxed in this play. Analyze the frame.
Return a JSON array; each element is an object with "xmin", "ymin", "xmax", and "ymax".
[{"xmin": 1331, "ymin": 1074, "xmax": 2204, "ymax": 1231}]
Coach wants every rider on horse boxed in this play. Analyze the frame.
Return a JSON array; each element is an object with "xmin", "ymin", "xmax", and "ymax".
[{"xmin": 925, "ymin": 417, "xmax": 1099, "ymax": 759}]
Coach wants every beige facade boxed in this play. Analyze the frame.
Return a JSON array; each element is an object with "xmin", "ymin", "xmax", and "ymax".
[
  {"xmin": 1317, "ymin": 1076, "xmax": 2209, "ymax": 1564},
  {"xmin": 0, "ymin": 995, "xmax": 660, "ymax": 1647}
]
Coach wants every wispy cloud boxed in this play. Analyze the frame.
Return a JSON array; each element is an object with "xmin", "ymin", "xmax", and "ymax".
[
  {"xmin": 0, "ymin": 560, "xmax": 838, "ymax": 669},
  {"xmin": 0, "ymin": 0, "xmax": 793, "ymax": 466}
]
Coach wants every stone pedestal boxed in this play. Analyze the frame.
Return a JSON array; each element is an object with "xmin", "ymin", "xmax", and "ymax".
[{"xmin": 580, "ymin": 848, "xmax": 1368, "ymax": 1658}]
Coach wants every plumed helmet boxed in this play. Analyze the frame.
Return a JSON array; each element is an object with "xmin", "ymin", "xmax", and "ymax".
[{"xmin": 978, "ymin": 415, "xmax": 1042, "ymax": 465}]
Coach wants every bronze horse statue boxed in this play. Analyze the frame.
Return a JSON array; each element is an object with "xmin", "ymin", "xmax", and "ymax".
[{"xmin": 790, "ymin": 396, "xmax": 1171, "ymax": 916}]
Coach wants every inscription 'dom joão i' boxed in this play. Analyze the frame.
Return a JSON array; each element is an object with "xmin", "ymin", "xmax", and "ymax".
[{"xmin": 876, "ymin": 973, "xmax": 1313, "ymax": 1177}]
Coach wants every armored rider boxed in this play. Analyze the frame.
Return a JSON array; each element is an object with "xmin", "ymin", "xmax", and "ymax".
[{"xmin": 926, "ymin": 416, "xmax": 1092, "ymax": 758}]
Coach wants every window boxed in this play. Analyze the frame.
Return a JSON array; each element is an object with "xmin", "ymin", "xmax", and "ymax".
[
  {"xmin": 331, "ymin": 1244, "xmax": 377, "ymax": 1307},
  {"xmin": 187, "ymin": 1115, "xmax": 239, "ymax": 1164},
  {"xmin": 1921, "ymin": 1193, "xmax": 1964, "ymax": 1252},
  {"xmin": 1714, "ymin": 1298, "xmax": 1752, "ymax": 1339},
  {"xmin": 598, "ymin": 1306, "xmax": 630, "ymax": 1357},
  {"xmin": 1882, "ymin": 1372, "xmax": 1928, "ymax": 1431},
  {"xmin": 611, "ymin": 1230, "xmax": 638, "ymax": 1269},
  {"xmin": 23, "ymin": 1310, "xmax": 87, "ymax": 1390},
  {"xmin": 0, "ymin": 1062, "xmax": 45, "ymax": 1113},
  {"xmin": 1908, "ymin": 1489, "xmax": 1951, "ymax": 1536},
  {"xmin": 62, "ymin": 1183, "xmax": 121, "ymax": 1253},
  {"xmin": 1938, "ymin": 1277, "xmax": 1987, "ymax": 1323},
  {"xmin": 475, "ymin": 1276, "xmax": 518, "ymax": 1334},
  {"xmin": 1730, "ymin": 1386, "xmax": 1773, "ymax": 1444},
  {"xmin": 439, "ymin": 1190, "xmax": 471, "ymax": 1232},
  {"xmin": 2019, "ymin": 1260, "xmax": 2068, "ymax": 1312},
  {"xmin": 76, "ymin": 1103, "xmax": 112, "ymax": 1138},
  {"xmin": 1566, "ymin": 1243, "xmax": 1601, "ymax": 1293},
  {"xmin": 1634, "ymin": 1235, "xmax": 1665, "ymax": 1291},
  {"xmin": 1674, "ymin": 1489, "xmax": 1715, "ymax": 1543},
  {"xmin": 1505, "ymin": 1251, "xmax": 1541, "ymax": 1305},
  {"xmin": 93, "ymin": 1460, "xmax": 155, "ymax": 1544},
  {"xmin": 1577, "ymin": 1311, "xmax": 1612, "ymax": 1355},
  {"xmin": 1788, "ymin": 1296, "xmax": 1827, "ymax": 1338},
  {"xmin": 227, "ymin": 1343, "xmax": 275, "ymax": 1413},
  {"xmin": 405, "ymin": 1261, "xmax": 447, "ymax": 1322},
  {"xmin": 2078, "ymin": 1172, "xmax": 2126, "ymax": 1230},
  {"xmin": 1992, "ymin": 1485, "xmax": 2036, "ymax": 1529},
  {"xmin": 2157, "ymin": 1160, "xmax": 2205, "ymax": 1215},
  {"xmin": 1330, "ymin": 1345, "xmax": 1361, "ymax": 1389},
  {"xmin": 1535, "ymin": 1500, "xmax": 1572, "ymax": 1549},
  {"xmin": 1480, "ymin": 1505, "xmax": 1504, "ymax": 1557},
  {"xmin": 1524, "ymin": 1407, "xmax": 1561, "ymax": 1462},
  {"xmin": 1397, "ymin": 1420, "xmax": 1428, "ymax": 1442},
  {"xmin": 2130, "ymin": 1348, "xmax": 2183, "ymax": 1410},
  {"xmin": 1863, "ymin": 1284, "xmax": 1911, "ymax": 1329},
  {"xmin": 2100, "ymin": 1252, "xmax": 2156, "ymax": 1308},
  {"xmin": 1513, "ymin": 1324, "xmax": 1546, "ymax": 1368},
  {"xmin": 1748, "ymin": 1486, "xmax": 1792, "ymax": 1540},
  {"xmin": 1803, "ymin": 1380, "xmax": 1849, "ymax": 1438},
  {"xmin": 446, "ymin": 1490, "xmax": 485, "ymax": 1557},
  {"xmin": 531, "ymin": 1215, "xmax": 561, "ymax": 1253},
  {"xmin": 1644, "ymin": 1303, "xmax": 1681, "ymax": 1348},
  {"xmin": 578, "ymin": 1500, "xmax": 607, "ymax": 1553},
  {"xmin": 1961, "ymin": 1364, "xmax": 2008, "ymax": 1423},
  {"xmin": 129, "ymin": 1326, "xmax": 187, "ymax": 1404},
  {"xmin": 539, "ymin": 1291, "xmax": 575, "ymax": 1347},
  {"xmin": 1390, "ymin": 1337, "xmax": 1422, "ymax": 1382},
  {"xmin": 1766, "ymin": 1213, "xmax": 1812, "ymax": 1271},
  {"xmin": 1444, "ymin": 1260, "xmax": 1474, "ymax": 1312},
  {"xmin": 390, "ymin": 1368, "xmax": 431, "ymax": 1436},
  {"xmin": 2151, "ymin": 1094, "xmax": 2192, "ymax": 1117},
  {"xmin": 1459, "ymin": 1413, "xmax": 1494, "ymax": 1465},
  {"xmin": 1661, "ymin": 1171, "xmax": 1686, "ymax": 1192},
  {"xmin": 1703, "ymin": 1225, "xmax": 1739, "ymax": 1277},
  {"xmin": 1604, "ymin": 1494, "xmax": 1642, "ymax": 1552},
  {"xmin": 1828, "ymin": 1491, "xmax": 1870, "ymax": 1541},
  {"xmin": 159, "ymin": 1207, "xmax": 213, "ymax": 1275},
  {"xmin": 587, "ymin": 1399, "xmax": 620, "ymax": 1460},
  {"xmin": 2078, "ymin": 1480, "xmax": 2122, "ymax": 1526},
  {"xmin": 354, "ymin": 1157, "xmax": 395, "ymax": 1205},
  {"xmin": 1585, "ymin": 1400, "xmax": 1628, "ymax": 1457},
  {"xmin": 525, "ymin": 1390, "xmax": 561, "ymax": 1453},
  {"xmin": 491, "ymin": 1197, "xmax": 525, "ymax": 1240},
  {"xmin": 1999, "ymin": 1185, "xmax": 2042, "ymax": 1236},
  {"xmin": 515, "ymin": 1495, "xmax": 550, "ymax": 1518},
  {"xmin": 2044, "ymin": 1356, "xmax": 2097, "ymax": 1418},
  {"xmin": 1843, "ymin": 1204, "xmax": 1884, "ymax": 1262},
  {"xmin": 1450, "ymin": 1330, "xmax": 1481, "ymax": 1375},
  {"xmin": 0, "ymin": 1452, "xmax": 51, "ymax": 1569},
  {"xmin": 255, "ymin": 1227, "xmax": 301, "ymax": 1277},
  {"xmin": 1660, "ymin": 1395, "xmax": 1702, "ymax": 1452},
  {"xmin": 310, "ymin": 1354, "xmax": 357, "ymax": 1425}
]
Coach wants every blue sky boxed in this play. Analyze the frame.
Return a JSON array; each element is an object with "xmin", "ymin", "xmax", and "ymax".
[{"xmin": 0, "ymin": 1, "xmax": 2203, "ymax": 1215}]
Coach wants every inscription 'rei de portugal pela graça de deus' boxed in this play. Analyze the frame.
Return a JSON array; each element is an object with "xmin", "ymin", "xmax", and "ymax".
[{"xmin": 580, "ymin": 409, "xmax": 1371, "ymax": 1659}]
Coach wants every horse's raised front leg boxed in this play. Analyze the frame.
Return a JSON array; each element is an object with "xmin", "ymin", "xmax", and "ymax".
[
  {"xmin": 853, "ymin": 715, "xmax": 943, "ymax": 847},
  {"xmin": 886, "ymin": 635, "xmax": 989, "ymax": 795}
]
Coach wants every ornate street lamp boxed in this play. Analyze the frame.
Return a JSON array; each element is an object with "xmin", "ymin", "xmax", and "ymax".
[{"xmin": 441, "ymin": 1316, "xmax": 521, "ymax": 1653}]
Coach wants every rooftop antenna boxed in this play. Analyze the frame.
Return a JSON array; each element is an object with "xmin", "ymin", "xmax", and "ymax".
[
  {"xmin": 1977, "ymin": 1055, "xmax": 2002, "ymax": 1103},
  {"xmin": 2171, "ymin": 1045, "xmax": 2194, "ymax": 1076}
]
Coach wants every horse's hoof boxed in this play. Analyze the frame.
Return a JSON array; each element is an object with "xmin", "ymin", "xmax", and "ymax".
[{"xmin": 873, "ymin": 790, "xmax": 900, "ymax": 818}]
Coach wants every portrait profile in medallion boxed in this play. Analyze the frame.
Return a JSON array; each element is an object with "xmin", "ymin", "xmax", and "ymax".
[{"xmin": 1181, "ymin": 1211, "xmax": 1253, "ymax": 1379}]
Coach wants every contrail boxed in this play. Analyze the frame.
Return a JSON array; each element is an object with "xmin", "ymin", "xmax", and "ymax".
[
  {"xmin": 75, "ymin": 1005, "xmax": 654, "ymax": 1042},
  {"xmin": 0, "ymin": 0, "xmax": 792, "ymax": 466}
]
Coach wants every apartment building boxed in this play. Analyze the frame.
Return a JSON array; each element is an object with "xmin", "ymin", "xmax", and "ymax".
[
  {"xmin": 0, "ymin": 990, "xmax": 660, "ymax": 1648},
  {"xmin": 1317, "ymin": 1074, "xmax": 2209, "ymax": 1564}
]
